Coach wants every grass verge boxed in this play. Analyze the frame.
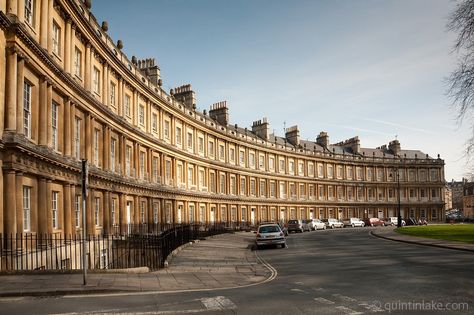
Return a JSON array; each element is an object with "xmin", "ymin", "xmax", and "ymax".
[{"xmin": 395, "ymin": 224, "xmax": 474, "ymax": 244}]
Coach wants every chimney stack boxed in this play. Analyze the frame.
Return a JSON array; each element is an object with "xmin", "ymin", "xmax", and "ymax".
[
  {"xmin": 317, "ymin": 131, "xmax": 329, "ymax": 148},
  {"xmin": 388, "ymin": 139, "xmax": 401, "ymax": 156},
  {"xmin": 209, "ymin": 101, "xmax": 229, "ymax": 126},
  {"xmin": 285, "ymin": 125, "xmax": 300, "ymax": 146},
  {"xmin": 172, "ymin": 84, "xmax": 196, "ymax": 109},
  {"xmin": 252, "ymin": 118, "xmax": 270, "ymax": 140},
  {"xmin": 137, "ymin": 58, "xmax": 161, "ymax": 86}
]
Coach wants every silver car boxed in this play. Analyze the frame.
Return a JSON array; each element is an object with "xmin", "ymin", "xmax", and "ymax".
[
  {"xmin": 305, "ymin": 219, "xmax": 326, "ymax": 230},
  {"xmin": 255, "ymin": 224, "xmax": 287, "ymax": 249},
  {"xmin": 326, "ymin": 218, "xmax": 344, "ymax": 229}
]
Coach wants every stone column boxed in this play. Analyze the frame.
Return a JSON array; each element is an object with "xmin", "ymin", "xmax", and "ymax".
[
  {"xmin": 46, "ymin": 180, "xmax": 52, "ymax": 234},
  {"xmin": 103, "ymin": 191, "xmax": 110, "ymax": 234},
  {"xmin": 70, "ymin": 25, "xmax": 76, "ymax": 73},
  {"xmin": 39, "ymin": 77, "xmax": 48, "ymax": 145},
  {"xmin": 134, "ymin": 195, "xmax": 139, "ymax": 225},
  {"xmin": 4, "ymin": 170, "xmax": 17, "ymax": 236},
  {"xmin": 102, "ymin": 63, "xmax": 108, "ymax": 105},
  {"xmin": 38, "ymin": 178, "xmax": 47, "ymax": 234},
  {"xmin": 63, "ymin": 97, "xmax": 71, "ymax": 156},
  {"xmin": 85, "ymin": 114, "xmax": 91, "ymax": 161},
  {"xmin": 86, "ymin": 189, "xmax": 93, "ymax": 235},
  {"xmin": 47, "ymin": 0, "xmax": 53, "ymax": 52},
  {"xmin": 6, "ymin": 0, "xmax": 18, "ymax": 15},
  {"xmin": 5, "ymin": 46, "xmax": 17, "ymax": 131},
  {"xmin": 63, "ymin": 183, "xmax": 72, "ymax": 236},
  {"xmin": 70, "ymin": 102, "xmax": 76, "ymax": 157},
  {"xmin": 46, "ymin": 82, "xmax": 52, "ymax": 147},
  {"xmin": 117, "ymin": 77, "xmax": 123, "ymax": 116},
  {"xmin": 15, "ymin": 172, "xmax": 23, "ymax": 233},
  {"xmin": 16, "ymin": 55, "xmax": 24, "ymax": 134},
  {"xmin": 64, "ymin": 19, "xmax": 72, "ymax": 74},
  {"xmin": 40, "ymin": 0, "xmax": 48, "ymax": 48},
  {"xmin": 103, "ymin": 127, "xmax": 109, "ymax": 170},
  {"xmin": 118, "ymin": 193, "xmax": 125, "ymax": 233},
  {"xmin": 84, "ymin": 43, "xmax": 91, "ymax": 91}
]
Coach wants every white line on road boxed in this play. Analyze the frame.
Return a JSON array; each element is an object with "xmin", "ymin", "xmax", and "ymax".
[
  {"xmin": 332, "ymin": 293, "xmax": 358, "ymax": 302},
  {"xmin": 290, "ymin": 288, "xmax": 307, "ymax": 293},
  {"xmin": 359, "ymin": 303, "xmax": 385, "ymax": 312},
  {"xmin": 314, "ymin": 297, "xmax": 336, "ymax": 304},
  {"xmin": 200, "ymin": 296, "xmax": 237, "ymax": 311},
  {"xmin": 335, "ymin": 306, "xmax": 364, "ymax": 315}
]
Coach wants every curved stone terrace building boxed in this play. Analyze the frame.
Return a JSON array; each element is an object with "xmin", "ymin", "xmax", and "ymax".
[{"xmin": 0, "ymin": 0, "xmax": 445, "ymax": 237}]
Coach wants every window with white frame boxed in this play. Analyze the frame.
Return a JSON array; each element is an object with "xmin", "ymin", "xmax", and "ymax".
[
  {"xmin": 75, "ymin": 118, "xmax": 81, "ymax": 159},
  {"xmin": 198, "ymin": 137, "xmax": 204, "ymax": 153},
  {"xmin": 327, "ymin": 165, "xmax": 333, "ymax": 178},
  {"xmin": 318, "ymin": 164, "xmax": 324, "ymax": 177},
  {"xmin": 152, "ymin": 113, "xmax": 157, "ymax": 133},
  {"xmin": 163, "ymin": 120, "xmax": 170, "ymax": 139},
  {"xmin": 52, "ymin": 21, "xmax": 61, "ymax": 55},
  {"xmin": 24, "ymin": 0, "xmax": 34, "ymax": 25},
  {"xmin": 93, "ymin": 129, "xmax": 99, "ymax": 166},
  {"xmin": 52, "ymin": 191, "xmax": 59, "ymax": 229},
  {"xmin": 93, "ymin": 67, "xmax": 100, "ymax": 94},
  {"xmin": 337, "ymin": 166, "xmax": 343, "ymax": 179},
  {"xmin": 298, "ymin": 162, "xmax": 304, "ymax": 175},
  {"xmin": 240, "ymin": 177, "xmax": 246, "ymax": 195},
  {"xmin": 165, "ymin": 160, "xmax": 171, "ymax": 183},
  {"xmin": 239, "ymin": 150, "xmax": 245, "ymax": 165},
  {"xmin": 94, "ymin": 197, "xmax": 100, "ymax": 226},
  {"xmin": 260, "ymin": 180, "xmax": 266, "ymax": 197},
  {"xmin": 140, "ymin": 201, "xmax": 146, "ymax": 224},
  {"xmin": 199, "ymin": 169, "xmax": 205, "ymax": 188},
  {"xmin": 188, "ymin": 166, "xmax": 194, "ymax": 187},
  {"xmin": 208, "ymin": 140, "xmax": 215, "ymax": 157},
  {"xmin": 230, "ymin": 176, "xmax": 236, "ymax": 195},
  {"xmin": 139, "ymin": 105, "xmax": 145, "ymax": 126},
  {"xmin": 219, "ymin": 144, "xmax": 225, "ymax": 160},
  {"xmin": 111, "ymin": 198, "xmax": 116, "ymax": 226},
  {"xmin": 308, "ymin": 163, "xmax": 314, "ymax": 176},
  {"xmin": 279, "ymin": 181, "xmax": 286, "ymax": 198},
  {"xmin": 270, "ymin": 181, "xmax": 276, "ymax": 197},
  {"xmin": 74, "ymin": 47, "xmax": 82, "ymax": 77},
  {"xmin": 220, "ymin": 173, "xmax": 226, "ymax": 194},
  {"xmin": 23, "ymin": 186, "xmax": 31, "ymax": 232},
  {"xmin": 430, "ymin": 169, "xmax": 438, "ymax": 181},
  {"xmin": 153, "ymin": 203, "xmax": 159, "ymax": 224},
  {"xmin": 199, "ymin": 205, "xmax": 205, "ymax": 223},
  {"xmin": 51, "ymin": 102, "xmax": 59, "ymax": 150},
  {"xmin": 110, "ymin": 82, "xmax": 116, "ymax": 107},
  {"xmin": 125, "ymin": 145, "xmax": 131, "ymax": 176},
  {"xmin": 229, "ymin": 147, "xmax": 235, "ymax": 162},
  {"xmin": 75, "ymin": 195, "xmax": 81, "ymax": 228},
  {"xmin": 250, "ymin": 179, "xmax": 256, "ymax": 196},
  {"xmin": 249, "ymin": 152, "xmax": 255, "ymax": 168},
  {"xmin": 124, "ymin": 95, "xmax": 131, "ymax": 117},
  {"xmin": 139, "ymin": 151, "xmax": 145, "ymax": 179},
  {"xmin": 110, "ymin": 139, "xmax": 116, "ymax": 172},
  {"xmin": 187, "ymin": 132, "xmax": 193, "ymax": 150},
  {"xmin": 259, "ymin": 155, "xmax": 265, "ymax": 169},
  {"xmin": 289, "ymin": 160, "xmax": 294, "ymax": 173},
  {"xmin": 152, "ymin": 157, "xmax": 159, "ymax": 182},
  {"xmin": 23, "ymin": 81, "xmax": 32, "ymax": 138},
  {"xmin": 279, "ymin": 159, "xmax": 286, "ymax": 173},
  {"xmin": 189, "ymin": 204, "xmax": 195, "ymax": 223},
  {"xmin": 176, "ymin": 164, "xmax": 182, "ymax": 185},
  {"xmin": 209, "ymin": 172, "xmax": 216, "ymax": 193},
  {"xmin": 269, "ymin": 156, "xmax": 275, "ymax": 170}
]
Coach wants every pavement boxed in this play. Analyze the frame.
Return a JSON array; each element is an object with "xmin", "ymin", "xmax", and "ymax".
[
  {"xmin": 0, "ymin": 232, "xmax": 273, "ymax": 297},
  {"xmin": 0, "ymin": 228, "xmax": 471, "ymax": 298},
  {"xmin": 371, "ymin": 226, "xmax": 474, "ymax": 252}
]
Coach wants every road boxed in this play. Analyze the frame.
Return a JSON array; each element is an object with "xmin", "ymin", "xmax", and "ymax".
[{"xmin": 0, "ymin": 228, "xmax": 472, "ymax": 314}]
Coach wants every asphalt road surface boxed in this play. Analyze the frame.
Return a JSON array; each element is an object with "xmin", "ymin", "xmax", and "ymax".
[{"xmin": 1, "ymin": 228, "xmax": 472, "ymax": 315}]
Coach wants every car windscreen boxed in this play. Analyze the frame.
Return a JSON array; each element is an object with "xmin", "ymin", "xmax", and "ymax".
[
  {"xmin": 259, "ymin": 226, "xmax": 281, "ymax": 233},
  {"xmin": 288, "ymin": 220, "xmax": 298, "ymax": 224}
]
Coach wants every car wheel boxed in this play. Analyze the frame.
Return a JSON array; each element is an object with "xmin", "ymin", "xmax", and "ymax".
[
  {"xmin": 351, "ymin": 224, "xmax": 355, "ymax": 228},
  {"xmin": 371, "ymin": 224, "xmax": 374, "ymax": 227}
]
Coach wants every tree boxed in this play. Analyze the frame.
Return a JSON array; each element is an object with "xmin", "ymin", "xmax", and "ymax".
[{"xmin": 447, "ymin": 0, "xmax": 474, "ymax": 160}]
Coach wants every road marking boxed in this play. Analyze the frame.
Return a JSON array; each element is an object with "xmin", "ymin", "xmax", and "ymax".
[
  {"xmin": 294, "ymin": 281, "xmax": 304, "ymax": 285},
  {"xmin": 314, "ymin": 297, "xmax": 335, "ymax": 304},
  {"xmin": 332, "ymin": 293, "xmax": 358, "ymax": 302},
  {"xmin": 200, "ymin": 296, "xmax": 237, "ymax": 310},
  {"xmin": 290, "ymin": 288, "xmax": 307, "ymax": 293},
  {"xmin": 359, "ymin": 303, "xmax": 385, "ymax": 312},
  {"xmin": 335, "ymin": 306, "xmax": 364, "ymax": 315},
  {"xmin": 51, "ymin": 296, "xmax": 236, "ymax": 315}
]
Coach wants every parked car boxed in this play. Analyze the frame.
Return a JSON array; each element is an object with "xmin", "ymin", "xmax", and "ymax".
[
  {"xmin": 255, "ymin": 223, "xmax": 286, "ymax": 249},
  {"xmin": 326, "ymin": 218, "xmax": 344, "ymax": 229},
  {"xmin": 303, "ymin": 219, "xmax": 319, "ymax": 231},
  {"xmin": 363, "ymin": 217, "xmax": 385, "ymax": 227},
  {"xmin": 385, "ymin": 217, "xmax": 406, "ymax": 226},
  {"xmin": 343, "ymin": 218, "xmax": 365, "ymax": 227},
  {"xmin": 418, "ymin": 217, "xmax": 428, "ymax": 225},
  {"xmin": 312, "ymin": 219, "xmax": 327, "ymax": 230},
  {"xmin": 287, "ymin": 219, "xmax": 305, "ymax": 233},
  {"xmin": 404, "ymin": 218, "xmax": 418, "ymax": 226},
  {"xmin": 259, "ymin": 221, "xmax": 288, "ymax": 236}
]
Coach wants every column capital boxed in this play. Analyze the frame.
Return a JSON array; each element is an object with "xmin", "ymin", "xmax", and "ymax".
[{"xmin": 6, "ymin": 45, "xmax": 19, "ymax": 55}]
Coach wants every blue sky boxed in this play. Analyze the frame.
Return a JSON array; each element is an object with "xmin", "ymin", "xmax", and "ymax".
[{"xmin": 92, "ymin": 0, "xmax": 469, "ymax": 181}]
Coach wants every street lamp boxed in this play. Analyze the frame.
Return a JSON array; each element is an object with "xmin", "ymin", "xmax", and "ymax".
[{"xmin": 390, "ymin": 167, "xmax": 402, "ymax": 228}]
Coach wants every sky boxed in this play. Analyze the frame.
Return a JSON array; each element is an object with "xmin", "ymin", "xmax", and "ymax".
[{"xmin": 92, "ymin": 0, "xmax": 470, "ymax": 181}]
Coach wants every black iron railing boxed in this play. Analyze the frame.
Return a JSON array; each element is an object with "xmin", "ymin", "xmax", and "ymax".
[{"xmin": 0, "ymin": 222, "xmax": 248, "ymax": 272}]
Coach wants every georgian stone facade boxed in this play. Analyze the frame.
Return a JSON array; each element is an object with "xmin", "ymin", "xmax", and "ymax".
[{"xmin": 0, "ymin": 0, "xmax": 445, "ymax": 237}]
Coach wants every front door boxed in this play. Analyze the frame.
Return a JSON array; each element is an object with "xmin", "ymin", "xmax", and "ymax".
[{"xmin": 126, "ymin": 201, "xmax": 132, "ymax": 234}]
